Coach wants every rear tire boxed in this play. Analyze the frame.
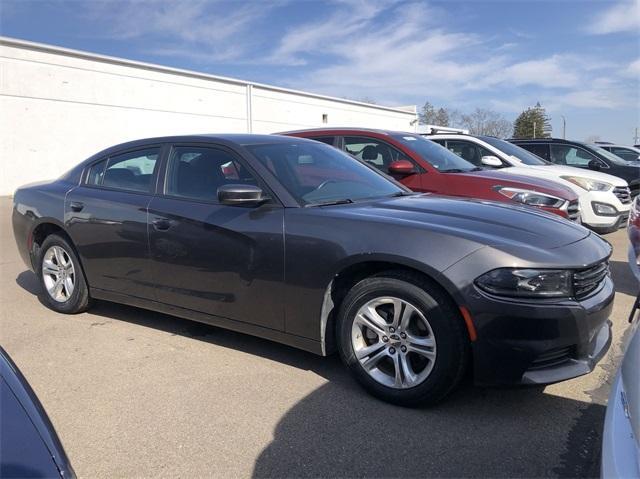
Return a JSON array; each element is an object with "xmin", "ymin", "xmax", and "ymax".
[
  {"xmin": 337, "ymin": 271, "xmax": 468, "ymax": 407},
  {"xmin": 37, "ymin": 234, "xmax": 91, "ymax": 314}
]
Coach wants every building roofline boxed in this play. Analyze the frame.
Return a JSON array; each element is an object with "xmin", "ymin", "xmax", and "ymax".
[{"xmin": 0, "ymin": 36, "xmax": 417, "ymax": 116}]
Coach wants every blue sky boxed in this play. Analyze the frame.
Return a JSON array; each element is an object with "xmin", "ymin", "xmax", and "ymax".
[{"xmin": 2, "ymin": 0, "xmax": 639, "ymax": 143}]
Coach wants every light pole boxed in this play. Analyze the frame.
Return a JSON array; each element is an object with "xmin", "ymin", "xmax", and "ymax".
[{"xmin": 561, "ymin": 115, "xmax": 566, "ymax": 139}]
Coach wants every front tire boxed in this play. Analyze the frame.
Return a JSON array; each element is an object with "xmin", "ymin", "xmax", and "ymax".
[
  {"xmin": 337, "ymin": 271, "xmax": 469, "ymax": 407},
  {"xmin": 37, "ymin": 234, "xmax": 91, "ymax": 314}
]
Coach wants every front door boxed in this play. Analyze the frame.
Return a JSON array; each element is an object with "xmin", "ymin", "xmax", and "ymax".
[
  {"xmin": 147, "ymin": 144, "xmax": 285, "ymax": 331},
  {"xmin": 342, "ymin": 136, "xmax": 423, "ymax": 191}
]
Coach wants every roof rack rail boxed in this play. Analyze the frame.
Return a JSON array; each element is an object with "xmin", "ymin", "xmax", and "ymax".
[{"xmin": 416, "ymin": 124, "xmax": 469, "ymax": 135}]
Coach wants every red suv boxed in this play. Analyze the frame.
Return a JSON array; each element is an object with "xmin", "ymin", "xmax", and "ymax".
[{"xmin": 282, "ymin": 128, "xmax": 580, "ymax": 221}]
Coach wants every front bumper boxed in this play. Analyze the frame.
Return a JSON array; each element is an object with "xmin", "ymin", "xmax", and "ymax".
[
  {"xmin": 465, "ymin": 277, "xmax": 614, "ymax": 386},
  {"xmin": 580, "ymin": 190, "xmax": 631, "ymax": 229}
]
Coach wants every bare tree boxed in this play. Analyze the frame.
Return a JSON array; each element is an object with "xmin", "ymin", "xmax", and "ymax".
[{"xmin": 461, "ymin": 108, "xmax": 512, "ymax": 138}]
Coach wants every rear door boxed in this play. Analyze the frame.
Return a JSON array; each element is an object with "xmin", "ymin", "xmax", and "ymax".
[
  {"xmin": 65, "ymin": 146, "xmax": 163, "ymax": 300},
  {"xmin": 147, "ymin": 143, "xmax": 285, "ymax": 330}
]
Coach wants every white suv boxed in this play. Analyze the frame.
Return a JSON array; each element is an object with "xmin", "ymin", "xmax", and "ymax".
[{"xmin": 429, "ymin": 134, "xmax": 632, "ymax": 232}]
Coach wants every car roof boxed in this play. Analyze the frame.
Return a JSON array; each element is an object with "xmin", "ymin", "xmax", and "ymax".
[
  {"xmin": 509, "ymin": 138, "xmax": 584, "ymax": 144},
  {"xmin": 427, "ymin": 133, "xmax": 488, "ymax": 140},
  {"xmin": 279, "ymin": 127, "xmax": 416, "ymax": 136},
  {"xmin": 74, "ymin": 134, "xmax": 327, "ymax": 171},
  {"xmin": 106, "ymin": 133, "xmax": 318, "ymax": 149},
  {"xmin": 596, "ymin": 143, "xmax": 638, "ymax": 148}
]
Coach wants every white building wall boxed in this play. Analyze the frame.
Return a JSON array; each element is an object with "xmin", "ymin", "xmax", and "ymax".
[{"xmin": 0, "ymin": 38, "xmax": 417, "ymax": 195}]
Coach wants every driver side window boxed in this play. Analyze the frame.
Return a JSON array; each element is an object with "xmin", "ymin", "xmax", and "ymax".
[
  {"xmin": 343, "ymin": 137, "xmax": 416, "ymax": 173},
  {"xmin": 165, "ymin": 146, "xmax": 258, "ymax": 202},
  {"xmin": 445, "ymin": 141, "xmax": 494, "ymax": 167},
  {"xmin": 550, "ymin": 145, "xmax": 598, "ymax": 167}
]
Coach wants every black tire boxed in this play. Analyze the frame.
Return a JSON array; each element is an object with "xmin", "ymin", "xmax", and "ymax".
[
  {"xmin": 337, "ymin": 271, "xmax": 469, "ymax": 407},
  {"xmin": 37, "ymin": 234, "xmax": 91, "ymax": 314}
]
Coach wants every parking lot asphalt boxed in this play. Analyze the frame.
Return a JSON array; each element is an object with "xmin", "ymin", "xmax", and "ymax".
[{"xmin": 1, "ymin": 195, "xmax": 638, "ymax": 478}]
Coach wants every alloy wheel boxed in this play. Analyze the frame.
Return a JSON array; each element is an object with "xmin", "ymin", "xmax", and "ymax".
[
  {"xmin": 351, "ymin": 296, "xmax": 437, "ymax": 389},
  {"xmin": 42, "ymin": 245, "xmax": 76, "ymax": 303}
]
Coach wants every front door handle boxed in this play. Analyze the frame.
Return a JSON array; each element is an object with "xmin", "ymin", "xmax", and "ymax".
[
  {"xmin": 70, "ymin": 201, "xmax": 84, "ymax": 212},
  {"xmin": 152, "ymin": 219, "xmax": 173, "ymax": 231}
]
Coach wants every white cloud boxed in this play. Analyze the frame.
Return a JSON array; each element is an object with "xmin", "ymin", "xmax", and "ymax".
[
  {"xmin": 500, "ymin": 56, "xmax": 580, "ymax": 88},
  {"xmin": 267, "ymin": 0, "xmax": 398, "ymax": 65},
  {"xmin": 82, "ymin": 0, "xmax": 283, "ymax": 61},
  {"xmin": 587, "ymin": 0, "xmax": 640, "ymax": 34},
  {"xmin": 627, "ymin": 58, "xmax": 640, "ymax": 76},
  {"xmin": 73, "ymin": 0, "xmax": 638, "ymax": 114}
]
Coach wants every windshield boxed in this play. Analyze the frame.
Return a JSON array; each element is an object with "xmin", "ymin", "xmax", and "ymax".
[
  {"xmin": 246, "ymin": 141, "xmax": 404, "ymax": 205},
  {"xmin": 392, "ymin": 134, "xmax": 479, "ymax": 172},
  {"xmin": 479, "ymin": 136, "xmax": 551, "ymax": 165},
  {"xmin": 587, "ymin": 144, "xmax": 637, "ymax": 165}
]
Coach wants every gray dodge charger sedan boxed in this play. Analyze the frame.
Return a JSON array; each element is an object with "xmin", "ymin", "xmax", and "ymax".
[{"xmin": 12, "ymin": 134, "xmax": 614, "ymax": 406}]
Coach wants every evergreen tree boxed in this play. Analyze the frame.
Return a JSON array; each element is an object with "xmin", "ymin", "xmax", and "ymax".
[{"xmin": 513, "ymin": 102, "xmax": 552, "ymax": 138}]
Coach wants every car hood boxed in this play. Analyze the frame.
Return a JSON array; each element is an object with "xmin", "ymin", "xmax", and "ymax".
[
  {"xmin": 507, "ymin": 164, "xmax": 629, "ymax": 187},
  {"xmin": 337, "ymin": 194, "xmax": 590, "ymax": 250},
  {"xmin": 452, "ymin": 169, "xmax": 577, "ymax": 199}
]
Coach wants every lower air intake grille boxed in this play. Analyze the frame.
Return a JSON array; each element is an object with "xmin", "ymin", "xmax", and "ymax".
[{"xmin": 529, "ymin": 346, "xmax": 574, "ymax": 370}]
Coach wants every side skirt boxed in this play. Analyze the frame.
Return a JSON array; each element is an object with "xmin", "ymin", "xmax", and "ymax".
[{"xmin": 91, "ymin": 288, "xmax": 323, "ymax": 355}]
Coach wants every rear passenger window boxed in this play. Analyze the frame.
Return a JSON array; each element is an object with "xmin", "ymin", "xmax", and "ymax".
[
  {"xmin": 86, "ymin": 159, "xmax": 107, "ymax": 186},
  {"xmin": 519, "ymin": 144, "xmax": 549, "ymax": 160},
  {"xmin": 100, "ymin": 149, "xmax": 160, "ymax": 193}
]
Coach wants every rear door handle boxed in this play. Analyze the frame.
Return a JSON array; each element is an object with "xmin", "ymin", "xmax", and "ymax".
[
  {"xmin": 70, "ymin": 201, "xmax": 84, "ymax": 212},
  {"xmin": 152, "ymin": 219, "xmax": 173, "ymax": 231}
]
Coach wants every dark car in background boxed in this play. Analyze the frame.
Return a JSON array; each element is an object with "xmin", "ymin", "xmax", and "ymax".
[
  {"xmin": 281, "ymin": 128, "xmax": 581, "ymax": 221},
  {"xmin": 595, "ymin": 142, "xmax": 640, "ymax": 163},
  {"xmin": 510, "ymin": 138, "xmax": 640, "ymax": 198},
  {"xmin": 0, "ymin": 347, "xmax": 74, "ymax": 478},
  {"xmin": 13, "ymin": 134, "xmax": 613, "ymax": 406}
]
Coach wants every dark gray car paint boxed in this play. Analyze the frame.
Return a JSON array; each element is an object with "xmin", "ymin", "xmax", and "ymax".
[{"xmin": 12, "ymin": 135, "xmax": 613, "ymax": 384}]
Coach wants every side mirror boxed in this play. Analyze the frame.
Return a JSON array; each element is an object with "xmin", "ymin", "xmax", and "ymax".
[
  {"xmin": 388, "ymin": 160, "xmax": 415, "ymax": 176},
  {"xmin": 481, "ymin": 155, "xmax": 503, "ymax": 167},
  {"xmin": 218, "ymin": 184, "xmax": 266, "ymax": 206},
  {"xmin": 588, "ymin": 160, "xmax": 602, "ymax": 170}
]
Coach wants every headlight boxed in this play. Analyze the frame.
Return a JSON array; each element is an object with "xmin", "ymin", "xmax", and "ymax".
[
  {"xmin": 495, "ymin": 187, "xmax": 565, "ymax": 208},
  {"xmin": 475, "ymin": 268, "xmax": 572, "ymax": 298},
  {"xmin": 560, "ymin": 176, "xmax": 612, "ymax": 192}
]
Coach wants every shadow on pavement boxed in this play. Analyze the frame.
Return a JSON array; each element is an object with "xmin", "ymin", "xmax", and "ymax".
[
  {"xmin": 16, "ymin": 270, "xmax": 606, "ymax": 478},
  {"xmin": 15, "ymin": 270, "xmax": 346, "ymax": 383},
  {"xmin": 251, "ymin": 381, "xmax": 605, "ymax": 478}
]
